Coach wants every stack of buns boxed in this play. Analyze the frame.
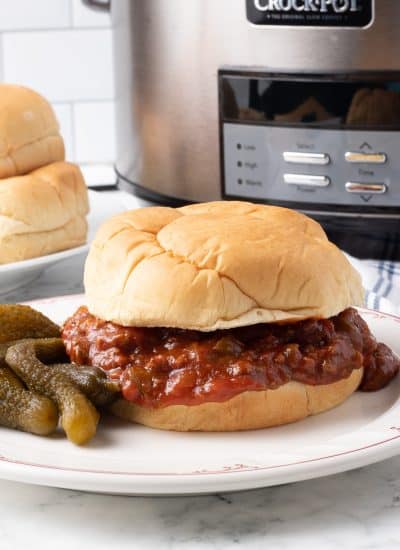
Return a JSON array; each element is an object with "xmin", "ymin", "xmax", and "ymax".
[{"xmin": 0, "ymin": 84, "xmax": 89, "ymax": 265}]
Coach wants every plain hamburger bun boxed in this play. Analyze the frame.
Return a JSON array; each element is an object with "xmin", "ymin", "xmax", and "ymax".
[
  {"xmin": 0, "ymin": 84, "xmax": 64, "ymax": 179},
  {"xmin": 84, "ymin": 201, "xmax": 365, "ymax": 431},
  {"xmin": 109, "ymin": 369, "xmax": 363, "ymax": 431},
  {"xmin": 0, "ymin": 161, "xmax": 89, "ymax": 264},
  {"xmin": 85, "ymin": 201, "xmax": 364, "ymax": 331}
]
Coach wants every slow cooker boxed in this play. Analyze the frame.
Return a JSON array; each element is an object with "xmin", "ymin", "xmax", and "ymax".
[{"xmin": 87, "ymin": 0, "xmax": 400, "ymax": 259}]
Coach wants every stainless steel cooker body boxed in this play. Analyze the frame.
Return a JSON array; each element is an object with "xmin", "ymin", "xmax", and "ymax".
[{"xmin": 112, "ymin": 0, "xmax": 400, "ymax": 204}]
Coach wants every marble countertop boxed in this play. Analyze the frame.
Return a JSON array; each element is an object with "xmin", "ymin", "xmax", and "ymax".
[
  {"xmin": 2, "ymin": 191, "xmax": 400, "ymax": 549},
  {"xmin": 1, "ymin": 459, "xmax": 400, "ymax": 550}
]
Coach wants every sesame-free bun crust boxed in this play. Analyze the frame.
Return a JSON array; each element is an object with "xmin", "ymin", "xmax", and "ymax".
[
  {"xmin": 109, "ymin": 368, "xmax": 363, "ymax": 431},
  {"xmin": 0, "ymin": 162, "xmax": 89, "ymax": 264},
  {"xmin": 85, "ymin": 201, "xmax": 364, "ymax": 330},
  {"xmin": 0, "ymin": 84, "xmax": 64, "ymax": 178}
]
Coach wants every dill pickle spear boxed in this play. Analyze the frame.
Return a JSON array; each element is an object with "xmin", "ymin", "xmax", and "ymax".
[
  {"xmin": 0, "ymin": 338, "xmax": 67, "ymax": 368},
  {"xmin": 0, "ymin": 340, "xmax": 33, "ymax": 368},
  {"xmin": 2, "ymin": 338, "xmax": 118, "ymax": 405},
  {"xmin": 0, "ymin": 367, "xmax": 58, "ymax": 435},
  {"xmin": 19, "ymin": 338, "xmax": 119, "ymax": 406},
  {"xmin": 0, "ymin": 304, "xmax": 60, "ymax": 344},
  {"xmin": 51, "ymin": 364, "xmax": 119, "ymax": 407},
  {"xmin": 0, "ymin": 343, "xmax": 9, "ymax": 368},
  {"xmin": 6, "ymin": 341, "xmax": 99, "ymax": 445},
  {"xmin": 27, "ymin": 338, "xmax": 68, "ymax": 363}
]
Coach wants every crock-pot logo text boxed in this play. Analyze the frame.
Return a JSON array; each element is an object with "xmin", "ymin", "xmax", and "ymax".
[
  {"xmin": 253, "ymin": 0, "xmax": 361, "ymax": 12},
  {"xmin": 247, "ymin": 0, "xmax": 372, "ymax": 27}
]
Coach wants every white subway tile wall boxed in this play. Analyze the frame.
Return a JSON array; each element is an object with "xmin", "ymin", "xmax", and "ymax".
[
  {"xmin": 0, "ymin": 0, "xmax": 71, "ymax": 31},
  {"xmin": 0, "ymin": 0, "xmax": 115, "ymax": 186},
  {"xmin": 74, "ymin": 102, "xmax": 116, "ymax": 162},
  {"xmin": 72, "ymin": 0, "xmax": 111, "ymax": 27}
]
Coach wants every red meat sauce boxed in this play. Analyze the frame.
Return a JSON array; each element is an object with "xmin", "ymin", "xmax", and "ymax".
[{"xmin": 62, "ymin": 306, "xmax": 399, "ymax": 408}]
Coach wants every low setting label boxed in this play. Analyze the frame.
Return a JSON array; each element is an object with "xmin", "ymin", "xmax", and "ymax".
[{"xmin": 246, "ymin": 0, "xmax": 373, "ymax": 27}]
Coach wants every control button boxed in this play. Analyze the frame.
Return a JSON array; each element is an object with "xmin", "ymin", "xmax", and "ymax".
[
  {"xmin": 345, "ymin": 152, "xmax": 387, "ymax": 164},
  {"xmin": 284, "ymin": 174, "xmax": 330, "ymax": 187},
  {"xmin": 345, "ymin": 182, "xmax": 387, "ymax": 194},
  {"xmin": 283, "ymin": 152, "xmax": 330, "ymax": 165}
]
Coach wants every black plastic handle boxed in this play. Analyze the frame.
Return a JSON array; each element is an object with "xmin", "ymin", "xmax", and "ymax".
[{"xmin": 82, "ymin": 0, "xmax": 110, "ymax": 11}]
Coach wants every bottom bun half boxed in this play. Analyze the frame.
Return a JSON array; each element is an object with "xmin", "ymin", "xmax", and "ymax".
[{"xmin": 109, "ymin": 368, "xmax": 363, "ymax": 432}]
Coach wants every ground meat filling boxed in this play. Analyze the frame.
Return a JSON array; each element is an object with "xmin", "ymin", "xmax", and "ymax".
[{"xmin": 61, "ymin": 307, "xmax": 400, "ymax": 408}]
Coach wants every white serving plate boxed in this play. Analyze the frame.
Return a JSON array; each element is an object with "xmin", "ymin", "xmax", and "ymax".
[
  {"xmin": 0, "ymin": 245, "xmax": 89, "ymax": 296},
  {"xmin": 0, "ymin": 294, "xmax": 398, "ymax": 495},
  {"xmin": 0, "ymin": 190, "xmax": 132, "ymax": 296}
]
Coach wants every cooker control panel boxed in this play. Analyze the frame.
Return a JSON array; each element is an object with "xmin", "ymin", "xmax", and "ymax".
[
  {"xmin": 219, "ymin": 71, "xmax": 400, "ymax": 210},
  {"xmin": 223, "ymin": 124, "xmax": 400, "ymax": 206}
]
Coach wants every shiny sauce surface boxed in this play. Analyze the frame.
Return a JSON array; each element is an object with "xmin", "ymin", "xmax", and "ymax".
[{"xmin": 62, "ymin": 307, "xmax": 399, "ymax": 408}]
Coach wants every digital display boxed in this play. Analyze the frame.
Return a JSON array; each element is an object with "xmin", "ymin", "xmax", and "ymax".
[
  {"xmin": 221, "ymin": 75, "xmax": 400, "ymax": 129},
  {"xmin": 246, "ymin": 0, "xmax": 373, "ymax": 28}
]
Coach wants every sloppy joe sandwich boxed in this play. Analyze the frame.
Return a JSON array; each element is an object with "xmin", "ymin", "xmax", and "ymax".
[
  {"xmin": 0, "ymin": 162, "xmax": 89, "ymax": 264},
  {"xmin": 62, "ymin": 201, "xmax": 400, "ymax": 431},
  {"xmin": 0, "ymin": 84, "xmax": 64, "ymax": 179}
]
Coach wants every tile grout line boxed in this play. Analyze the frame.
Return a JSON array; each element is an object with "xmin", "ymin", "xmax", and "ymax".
[
  {"xmin": 0, "ymin": 32, "xmax": 3, "ymax": 82},
  {"xmin": 51, "ymin": 98, "xmax": 115, "ymax": 105},
  {"xmin": 68, "ymin": 0, "xmax": 74, "ymax": 28},
  {"xmin": 80, "ymin": 162, "xmax": 114, "ymax": 166},
  {"xmin": 0, "ymin": 26, "xmax": 111, "ymax": 34},
  {"xmin": 70, "ymin": 102, "xmax": 77, "ymax": 162}
]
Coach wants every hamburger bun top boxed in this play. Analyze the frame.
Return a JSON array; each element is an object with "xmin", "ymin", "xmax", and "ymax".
[
  {"xmin": 84, "ymin": 201, "xmax": 364, "ymax": 330},
  {"xmin": 0, "ymin": 84, "xmax": 64, "ymax": 179}
]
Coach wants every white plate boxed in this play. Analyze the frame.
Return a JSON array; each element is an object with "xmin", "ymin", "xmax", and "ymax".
[
  {"xmin": 0, "ymin": 190, "xmax": 134, "ymax": 296},
  {"xmin": 0, "ymin": 294, "xmax": 399, "ymax": 496}
]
